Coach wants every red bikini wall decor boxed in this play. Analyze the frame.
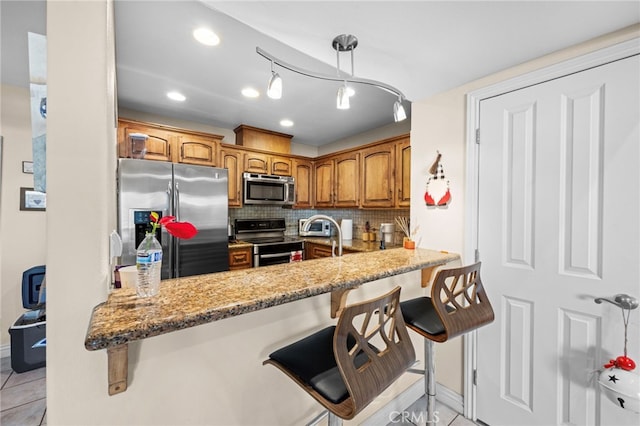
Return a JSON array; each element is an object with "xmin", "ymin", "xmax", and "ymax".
[{"xmin": 424, "ymin": 151, "xmax": 451, "ymax": 207}]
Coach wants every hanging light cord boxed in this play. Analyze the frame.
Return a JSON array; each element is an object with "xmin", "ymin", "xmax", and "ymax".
[{"xmin": 621, "ymin": 306, "xmax": 631, "ymax": 357}]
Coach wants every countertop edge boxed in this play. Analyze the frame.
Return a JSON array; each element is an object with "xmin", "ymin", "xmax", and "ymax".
[{"xmin": 85, "ymin": 248, "xmax": 459, "ymax": 351}]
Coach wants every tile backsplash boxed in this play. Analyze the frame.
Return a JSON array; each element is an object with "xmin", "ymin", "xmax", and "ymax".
[{"xmin": 230, "ymin": 206, "xmax": 410, "ymax": 244}]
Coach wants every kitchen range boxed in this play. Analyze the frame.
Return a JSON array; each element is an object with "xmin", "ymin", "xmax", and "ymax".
[{"xmin": 234, "ymin": 218, "xmax": 304, "ymax": 267}]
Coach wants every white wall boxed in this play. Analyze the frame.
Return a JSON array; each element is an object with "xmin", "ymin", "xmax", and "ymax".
[
  {"xmin": 410, "ymin": 23, "xmax": 640, "ymax": 394},
  {"xmin": 0, "ymin": 84, "xmax": 47, "ymax": 350}
]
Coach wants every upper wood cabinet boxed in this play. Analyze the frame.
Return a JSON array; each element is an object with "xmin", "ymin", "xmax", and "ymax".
[
  {"xmin": 117, "ymin": 118, "xmax": 223, "ymax": 166},
  {"xmin": 314, "ymin": 152, "xmax": 360, "ymax": 208},
  {"xmin": 292, "ymin": 158, "xmax": 314, "ymax": 208},
  {"xmin": 360, "ymin": 135, "xmax": 411, "ymax": 208},
  {"xmin": 314, "ymin": 158, "xmax": 335, "ymax": 208},
  {"xmin": 334, "ymin": 152, "xmax": 360, "ymax": 208},
  {"xmin": 118, "ymin": 120, "xmax": 174, "ymax": 162},
  {"xmin": 234, "ymin": 125, "xmax": 293, "ymax": 154},
  {"xmin": 360, "ymin": 143, "xmax": 395, "ymax": 208},
  {"xmin": 177, "ymin": 134, "xmax": 219, "ymax": 166},
  {"xmin": 244, "ymin": 152, "xmax": 292, "ymax": 176},
  {"xmin": 395, "ymin": 137, "xmax": 411, "ymax": 207},
  {"xmin": 219, "ymin": 146, "xmax": 243, "ymax": 208}
]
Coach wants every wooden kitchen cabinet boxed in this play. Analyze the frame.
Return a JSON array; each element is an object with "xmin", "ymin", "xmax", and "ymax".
[
  {"xmin": 314, "ymin": 158, "xmax": 334, "ymax": 208},
  {"xmin": 118, "ymin": 120, "xmax": 174, "ymax": 162},
  {"xmin": 334, "ymin": 151, "xmax": 359, "ymax": 208},
  {"xmin": 244, "ymin": 151, "xmax": 292, "ymax": 176},
  {"xmin": 117, "ymin": 119, "xmax": 224, "ymax": 166},
  {"xmin": 292, "ymin": 158, "xmax": 314, "ymax": 208},
  {"xmin": 313, "ymin": 152, "xmax": 359, "ymax": 208},
  {"xmin": 228, "ymin": 245, "xmax": 253, "ymax": 270},
  {"xmin": 395, "ymin": 136, "xmax": 411, "ymax": 207},
  {"xmin": 176, "ymin": 134, "xmax": 221, "ymax": 166},
  {"xmin": 270, "ymin": 155, "xmax": 292, "ymax": 176},
  {"xmin": 305, "ymin": 241, "xmax": 356, "ymax": 259},
  {"xmin": 219, "ymin": 146, "xmax": 243, "ymax": 208},
  {"xmin": 360, "ymin": 142, "xmax": 395, "ymax": 208}
]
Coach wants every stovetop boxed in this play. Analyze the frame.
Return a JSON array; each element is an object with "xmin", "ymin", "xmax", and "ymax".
[{"xmin": 234, "ymin": 218, "xmax": 303, "ymax": 246}]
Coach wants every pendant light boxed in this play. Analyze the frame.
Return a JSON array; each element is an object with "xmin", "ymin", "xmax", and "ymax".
[{"xmin": 337, "ymin": 82, "xmax": 350, "ymax": 109}]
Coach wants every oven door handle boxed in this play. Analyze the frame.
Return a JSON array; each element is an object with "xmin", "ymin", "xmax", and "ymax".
[{"xmin": 259, "ymin": 252, "xmax": 294, "ymax": 259}]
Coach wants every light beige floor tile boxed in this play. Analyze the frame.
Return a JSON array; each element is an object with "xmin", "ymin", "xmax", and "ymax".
[
  {"xmin": 450, "ymin": 413, "xmax": 479, "ymax": 426},
  {"xmin": 0, "ymin": 377, "xmax": 46, "ymax": 411},
  {"xmin": 0, "ymin": 398, "xmax": 46, "ymax": 426},
  {"xmin": 1, "ymin": 356, "xmax": 11, "ymax": 373},
  {"xmin": 4, "ymin": 367, "xmax": 46, "ymax": 388}
]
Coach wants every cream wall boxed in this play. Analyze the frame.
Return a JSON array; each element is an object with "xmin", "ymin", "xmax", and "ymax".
[
  {"xmin": 410, "ymin": 23, "xmax": 640, "ymax": 394},
  {"xmin": 0, "ymin": 84, "xmax": 47, "ymax": 350}
]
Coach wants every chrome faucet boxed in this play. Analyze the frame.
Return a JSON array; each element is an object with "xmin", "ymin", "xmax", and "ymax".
[{"xmin": 302, "ymin": 215, "xmax": 343, "ymax": 257}]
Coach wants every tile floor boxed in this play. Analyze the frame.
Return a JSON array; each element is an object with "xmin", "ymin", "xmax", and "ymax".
[
  {"xmin": 1, "ymin": 355, "xmax": 476, "ymax": 426},
  {"xmin": 386, "ymin": 397, "xmax": 478, "ymax": 426},
  {"xmin": 1, "ymin": 357, "xmax": 46, "ymax": 426}
]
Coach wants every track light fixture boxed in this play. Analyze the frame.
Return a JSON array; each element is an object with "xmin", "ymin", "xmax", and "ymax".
[
  {"xmin": 267, "ymin": 60, "xmax": 282, "ymax": 99},
  {"xmin": 257, "ymin": 34, "xmax": 408, "ymax": 121},
  {"xmin": 393, "ymin": 97, "xmax": 407, "ymax": 122}
]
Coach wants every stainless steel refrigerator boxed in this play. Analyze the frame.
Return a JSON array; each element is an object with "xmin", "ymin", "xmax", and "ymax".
[{"xmin": 118, "ymin": 158, "xmax": 229, "ymax": 278}]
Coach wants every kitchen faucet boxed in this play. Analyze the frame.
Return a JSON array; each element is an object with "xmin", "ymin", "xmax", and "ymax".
[{"xmin": 302, "ymin": 215, "xmax": 343, "ymax": 257}]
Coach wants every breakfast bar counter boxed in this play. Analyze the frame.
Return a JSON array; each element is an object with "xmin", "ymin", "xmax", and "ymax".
[{"xmin": 85, "ymin": 247, "xmax": 459, "ymax": 397}]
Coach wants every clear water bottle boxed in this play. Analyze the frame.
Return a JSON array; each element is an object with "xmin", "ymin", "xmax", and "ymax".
[{"xmin": 136, "ymin": 233, "xmax": 162, "ymax": 297}]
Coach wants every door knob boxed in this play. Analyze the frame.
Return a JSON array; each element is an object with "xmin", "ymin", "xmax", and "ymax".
[{"xmin": 594, "ymin": 294, "xmax": 639, "ymax": 310}]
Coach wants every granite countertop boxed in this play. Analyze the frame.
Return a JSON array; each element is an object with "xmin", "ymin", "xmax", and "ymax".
[
  {"xmin": 302, "ymin": 237, "xmax": 401, "ymax": 252},
  {"xmin": 85, "ymin": 248, "xmax": 459, "ymax": 351}
]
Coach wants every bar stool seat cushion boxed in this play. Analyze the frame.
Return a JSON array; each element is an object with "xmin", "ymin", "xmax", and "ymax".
[
  {"xmin": 400, "ymin": 297, "xmax": 453, "ymax": 336},
  {"xmin": 268, "ymin": 326, "xmax": 371, "ymax": 404}
]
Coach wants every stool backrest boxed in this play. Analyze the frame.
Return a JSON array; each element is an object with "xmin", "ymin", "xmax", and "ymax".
[
  {"xmin": 431, "ymin": 262, "xmax": 494, "ymax": 341},
  {"xmin": 334, "ymin": 286, "xmax": 416, "ymax": 418}
]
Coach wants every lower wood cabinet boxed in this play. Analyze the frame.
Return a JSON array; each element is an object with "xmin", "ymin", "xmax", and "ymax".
[
  {"xmin": 228, "ymin": 245, "xmax": 253, "ymax": 270},
  {"xmin": 304, "ymin": 242, "xmax": 356, "ymax": 259}
]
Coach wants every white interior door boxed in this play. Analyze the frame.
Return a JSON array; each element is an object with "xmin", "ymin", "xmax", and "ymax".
[{"xmin": 476, "ymin": 55, "xmax": 639, "ymax": 425}]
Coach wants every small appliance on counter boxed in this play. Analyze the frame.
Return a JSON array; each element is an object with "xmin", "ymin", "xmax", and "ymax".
[
  {"xmin": 340, "ymin": 219, "xmax": 353, "ymax": 240},
  {"xmin": 299, "ymin": 218, "xmax": 331, "ymax": 237}
]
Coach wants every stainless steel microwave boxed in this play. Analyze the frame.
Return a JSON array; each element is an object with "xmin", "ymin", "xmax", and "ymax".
[
  {"xmin": 299, "ymin": 218, "xmax": 331, "ymax": 237},
  {"xmin": 243, "ymin": 173, "xmax": 295, "ymax": 206}
]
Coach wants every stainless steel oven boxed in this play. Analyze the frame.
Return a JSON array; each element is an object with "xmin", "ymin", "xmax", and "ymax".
[{"xmin": 234, "ymin": 218, "xmax": 304, "ymax": 267}]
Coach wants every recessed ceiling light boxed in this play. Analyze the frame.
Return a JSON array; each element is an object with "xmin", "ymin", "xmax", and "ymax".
[
  {"xmin": 280, "ymin": 119, "xmax": 294, "ymax": 127},
  {"xmin": 167, "ymin": 91, "xmax": 186, "ymax": 102},
  {"xmin": 193, "ymin": 28, "xmax": 220, "ymax": 46},
  {"xmin": 241, "ymin": 87, "xmax": 260, "ymax": 98}
]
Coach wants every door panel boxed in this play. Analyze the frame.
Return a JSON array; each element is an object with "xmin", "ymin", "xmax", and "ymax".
[{"xmin": 476, "ymin": 55, "xmax": 639, "ymax": 425}]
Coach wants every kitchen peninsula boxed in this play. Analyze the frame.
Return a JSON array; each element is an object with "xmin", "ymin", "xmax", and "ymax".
[{"xmin": 85, "ymin": 247, "xmax": 458, "ymax": 423}]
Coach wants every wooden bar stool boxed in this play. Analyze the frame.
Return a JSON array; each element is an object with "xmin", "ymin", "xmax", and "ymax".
[
  {"xmin": 400, "ymin": 262, "xmax": 494, "ymax": 423},
  {"xmin": 264, "ymin": 287, "xmax": 416, "ymax": 425}
]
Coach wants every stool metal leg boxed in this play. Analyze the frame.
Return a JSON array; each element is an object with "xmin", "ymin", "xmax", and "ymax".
[
  {"xmin": 327, "ymin": 412, "xmax": 343, "ymax": 426},
  {"xmin": 425, "ymin": 339, "xmax": 436, "ymax": 424}
]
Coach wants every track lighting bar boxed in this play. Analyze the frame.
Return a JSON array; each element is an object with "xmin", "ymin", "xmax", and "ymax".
[{"xmin": 256, "ymin": 46, "xmax": 408, "ymax": 102}]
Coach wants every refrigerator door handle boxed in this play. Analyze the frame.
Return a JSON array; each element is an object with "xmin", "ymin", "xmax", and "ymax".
[
  {"xmin": 166, "ymin": 180, "xmax": 175, "ymax": 279},
  {"xmin": 174, "ymin": 181, "xmax": 180, "ymax": 278}
]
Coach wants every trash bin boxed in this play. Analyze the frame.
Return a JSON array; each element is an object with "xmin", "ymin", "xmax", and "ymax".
[{"xmin": 9, "ymin": 306, "xmax": 46, "ymax": 373}]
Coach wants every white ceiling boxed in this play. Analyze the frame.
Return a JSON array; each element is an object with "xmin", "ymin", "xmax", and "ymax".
[{"xmin": 2, "ymin": 1, "xmax": 639, "ymax": 146}]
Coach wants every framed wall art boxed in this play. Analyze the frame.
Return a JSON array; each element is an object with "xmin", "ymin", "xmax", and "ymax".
[{"xmin": 20, "ymin": 187, "xmax": 46, "ymax": 211}]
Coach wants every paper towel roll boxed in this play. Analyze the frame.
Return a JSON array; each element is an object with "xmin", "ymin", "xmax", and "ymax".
[{"xmin": 341, "ymin": 219, "xmax": 353, "ymax": 240}]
